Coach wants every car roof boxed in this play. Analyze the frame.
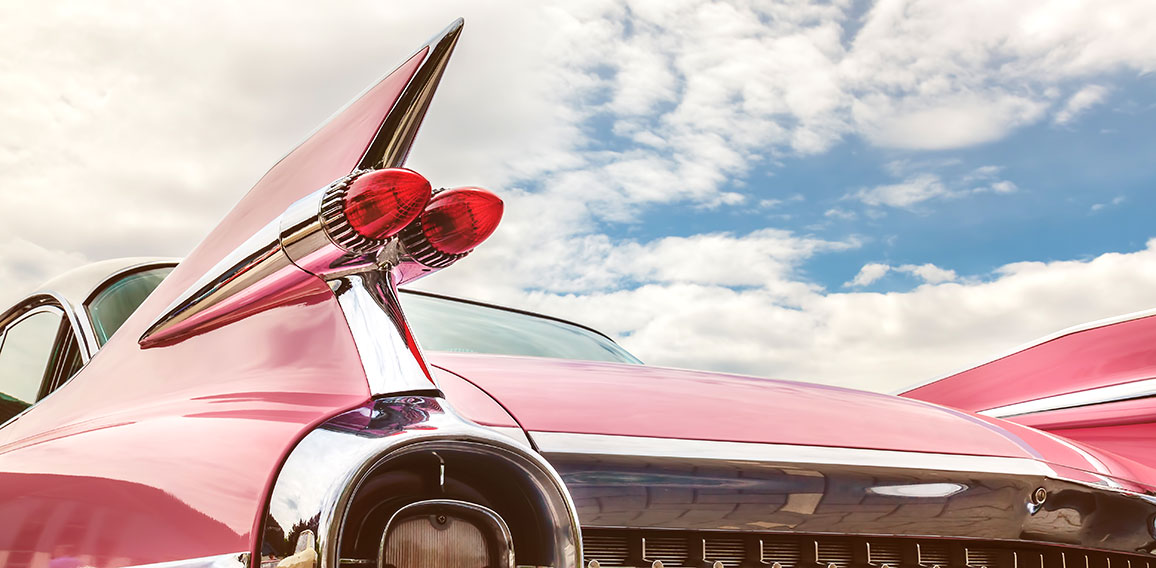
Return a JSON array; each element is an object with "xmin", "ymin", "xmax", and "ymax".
[{"xmin": 36, "ymin": 257, "xmax": 180, "ymax": 308}]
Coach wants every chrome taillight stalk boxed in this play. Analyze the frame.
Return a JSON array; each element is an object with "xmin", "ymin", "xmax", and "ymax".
[{"xmin": 328, "ymin": 270, "xmax": 436, "ymax": 394}]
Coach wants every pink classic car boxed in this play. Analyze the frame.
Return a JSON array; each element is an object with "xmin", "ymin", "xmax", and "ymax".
[{"xmin": 3, "ymin": 19, "xmax": 1156, "ymax": 568}]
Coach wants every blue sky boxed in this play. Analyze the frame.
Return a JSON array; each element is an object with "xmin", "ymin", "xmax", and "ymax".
[
  {"xmin": 577, "ymin": 67, "xmax": 1156, "ymax": 294},
  {"xmin": 1, "ymin": 1, "xmax": 1154, "ymax": 391}
]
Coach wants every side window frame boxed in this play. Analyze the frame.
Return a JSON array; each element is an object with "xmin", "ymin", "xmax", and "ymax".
[{"xmin": 0, "ymin": 295, "xmax": 88, "ymax": 429}]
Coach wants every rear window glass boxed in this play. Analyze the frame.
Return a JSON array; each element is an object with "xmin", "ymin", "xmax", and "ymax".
[
  {"xmin": 87, "ymin": 267, "xmax": 174, "ymax": 345},
  {"xmin": 399, "ymin": 291, "xmax": 641, "ymax": 364}
]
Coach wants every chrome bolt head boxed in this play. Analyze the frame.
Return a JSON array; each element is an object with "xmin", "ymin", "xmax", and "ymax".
[{"xmin": 1031, "ymin": 487, "xmax": 1047, "ymax": 505}]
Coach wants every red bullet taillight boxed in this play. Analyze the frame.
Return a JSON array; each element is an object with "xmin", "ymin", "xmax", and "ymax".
[
  {"xmin": 342, "ymin": 168, "xmax": 432, "ymax": 240},
  {"xmin": 401, "ymin": 187, "xmax": 504, "ymax": 267},
  {"xmin": 422, "ymin": 188, "xmax": 504, "ymax": 254}
]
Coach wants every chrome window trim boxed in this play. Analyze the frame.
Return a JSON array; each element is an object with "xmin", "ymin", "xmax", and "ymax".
[
  {"xmin": 124, "ymin": 552, "xmax": 248, "ymax": 568},
  {"xmin": 531, "ymin": 431, "xmax": 1057, "ymax": 477},
  {"xmin": 0, "ymin": 293, "xmax": 89, "ymax": 362},
  {"xmin": 899, "ymin": 308, "xmax": 1156, "ymax": 395},
  {"xmin": 0, "ymin": 301, "xmax": 79, "ymax": 430},
  {"xmin": 980, "ymin": 377, "xmax": 1156, "ymax": 418}
]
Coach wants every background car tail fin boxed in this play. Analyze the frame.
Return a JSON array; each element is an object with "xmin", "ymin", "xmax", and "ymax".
[{"xmin": 902, "ymin": 310, "xmax": 1156, "ymax": 469}]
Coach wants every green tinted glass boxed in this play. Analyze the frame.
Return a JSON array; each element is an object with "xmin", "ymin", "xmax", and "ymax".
[
  {"xmin": 88, "ymin": 267, "xmax": 174, "ymax": 345},
  {"xmin": 398, "ymin": 291, "xmax": 641, "ymax": 364},
  {"xmin": 0, "ymin": 309, "xmax": 63, "ymax": 423}
]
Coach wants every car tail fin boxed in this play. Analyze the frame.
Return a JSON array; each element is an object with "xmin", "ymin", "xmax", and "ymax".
[
  {"xmin": 902, "ymin": 310, "xmax": 1156, "ymax": 468},
  {"xmin": 134, "ymin": 20, "xmax": 460, "ymax": 321},
  {"xmin": 133, "ymin": 20, "xmax": 504, "ymax": 351}
]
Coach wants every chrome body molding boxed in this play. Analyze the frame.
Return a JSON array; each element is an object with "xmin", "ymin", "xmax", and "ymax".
[
  {"xmin": 981, "ymin": 377, "xmax": 1156, "ymax": 418},
  {"xmin": 125, "ymin": 552, "xmax": 248, "ymax": 568},
  {"xmin": 260, "ymin": 396, "xmax": 581, "ymax": 568},
  {"xmin": 531, "ymin": 431, "xmax": 1056, "ymax": 476},
  {"xmin": 139, "ymin": 218, "xmax": 292, "ymax": 347},
  {"xmin": 357, "ymin": 19, "xmax": 462, "ymax": 171},
  {"xmin": 533, "ymin": 432, "xmax": 1156, "ymax": 556}
]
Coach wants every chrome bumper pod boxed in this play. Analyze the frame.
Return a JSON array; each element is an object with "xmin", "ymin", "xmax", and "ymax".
[{"xmin": 259, "ymin": 396, "xmax": 582, "ymax": 568}]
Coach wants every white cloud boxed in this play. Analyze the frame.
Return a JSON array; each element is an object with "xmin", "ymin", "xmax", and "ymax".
[
  {"xmin": 1054, "ymin": 85, "xmax": 1110, "ymax": 124},
  {"xmin": 897, "ymin": 263, "xmax": 957, "ymax": 284},
  {"xmin": 1091, "ymin": 195, "xmax": 1127, "ymax": 212},
  {"xmin": 0, "ymin": 238, "xmax": 89, "ymax": 307},
  {"xmin": 454, "ymin": 240, "xmax": 1156, "ymax": 393},
  {"xmin": 850, "ymin": 174, "xmax": 949, "ymax": 208},
  {"xmin": 848, "ymin": 165, "xmax": 1020, "ymax": 209},
  {"xmin": 824, "ymin": 208, "xmax": 857, "ymax": 220},
  {"xmin": 988, "ymin": 180, "xmax": 1018, "ymax": 194},
  {"xmin": 846, "ymin": 263, "xmax": 891, "ymax": 287},
  {"xmin": 843, "ymin": 261, "xmax": 956, "ymax": 288},
  {"xmin": 854, "ymin": 93, "xmax": 1048, "ymax": 150}
]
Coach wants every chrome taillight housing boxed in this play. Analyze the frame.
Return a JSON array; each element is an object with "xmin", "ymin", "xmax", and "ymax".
[{"xmin": 139, "ymin": 168, "xmax": 503, "ymax": 349}]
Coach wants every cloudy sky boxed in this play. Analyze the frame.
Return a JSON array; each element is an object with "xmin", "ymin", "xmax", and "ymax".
[{"xmin": 2, "ymin": 0, "xmax": 1154, "ymax": 392}]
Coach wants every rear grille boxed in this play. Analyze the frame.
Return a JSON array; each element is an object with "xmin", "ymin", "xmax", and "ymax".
[{"xmin": 581, "ymin": 529, "xmax": 1155, "ymax": 568}]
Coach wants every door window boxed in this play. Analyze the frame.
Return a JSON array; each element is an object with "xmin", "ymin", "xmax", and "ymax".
[{"xmin": 0, "ymin": 309, "xmax": 65, "ymax": 423}]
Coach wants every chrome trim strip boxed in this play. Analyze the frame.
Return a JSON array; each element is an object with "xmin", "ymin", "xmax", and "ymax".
[
  {"xmin": 530, "ymin": 431, "xmax": 1057, "ymax": 477},
  {"xmin": 544, "ymin": 433, "xmax": 1156, "ymax": 554},
  {"xmin": 898, "ymin": 308, "xmax": 1156, "ymax": 395},
  {"xmin": 484, "ymin": 425, "xmax": 535, "ymax": 448},
  {"xmin": 981, "ymin": 377, "xmax": 1156, "ymax": 418},
  {"xmin": 140, "ymin": 219, "xmax": 290, "ymax": 347},
  {"xmin": 359, "ymin": 19, "xmax": 462, "ymax": 170},
  {"xmin": 126, "ymin": 552, "xmax": 248, "ymax": 568}
]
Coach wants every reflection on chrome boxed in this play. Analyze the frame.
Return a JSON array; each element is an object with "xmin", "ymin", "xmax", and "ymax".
[
  {"xmin": 539, "ymin": 432, "xmax": 1156, "ymax": 555},
  {"xmin": 259, "ymin": 396, "xmax": 580, "ymax": 568},
  {"xmin": 867, "ymin": 482, "xmax": 969, "ymax": 498}
]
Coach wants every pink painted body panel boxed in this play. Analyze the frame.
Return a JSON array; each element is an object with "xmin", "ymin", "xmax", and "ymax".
[
  {"xmin": 0, "ymin": 51, "xmax": 428, "ymax": 566},
  {"xmin": 902, "ymin": 313, "xmax": 1156, "ymax": 412},
  {"xmin": 432, "ymin": 366, "xmax": 521, "ymax": 429},
  {"xmin": 901, "ymin": 313, "xmax": 1156, "ymax": 471},
  {"xmin": 1009, "ymin": 397, "xmax": 1156, "ymax": 469},
  {"xmin": 426, "ymin": 352, "xmax": 1156, "ymax": 489}
]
